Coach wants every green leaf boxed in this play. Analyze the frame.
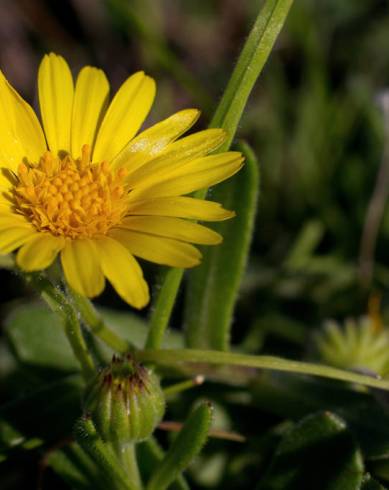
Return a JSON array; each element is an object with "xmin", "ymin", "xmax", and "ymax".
[
  {"xmin": 252, "ymin": 372, "xmax": 389, "ymax": 459},
  {"xmin": 145, "ymin": 0, "xmax": 293, "ymax": 350},
  {"xmin": 101, "ymin": 306, "xmax": 183, "ymax": 350},
  {"xmin": 361, "ymin": 474, "xmax": 387, "ymax": 490},
  {"xmin": 147, "ymin": 402, "xmax": 212, "ymax": 490},
  {"xmin": 138, "ymin": 437, "xmax": 189, "ymax": 490},
  {"xmin": 284, "ymin": 220, "xmax": 325, "ymax": 269},
  {"xmin": 185, "ymin": 141, "xmax": 259, "ymax": 350},
  {"xmin": 258, "ymin": 412, "xmax": 364, "ymax": 490},
  {"xmin": 208, "ymin": 0, "xmax": 293, "ymax": 150},
  {"xmin": 5, "ymin": 302, "xmax": 79, "ymax": 372},
  {"xmin": 5, "ymin": 302, "xmax": 183, "ymax": 372},
  {"xmin": 48, "ymin": 443, "xmax": 104, "ymax": 490}
]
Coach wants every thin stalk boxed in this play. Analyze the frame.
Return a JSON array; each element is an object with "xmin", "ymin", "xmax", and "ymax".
[
  {"xmin": 68, "ymin": 289, "xmax": 130, "ymax": 354},
  {"xmin": 63, "ymin": 313, "xmax": 95, "ymax": 381},
  {"xmin": 359, "ymin": 93, "xmax": 389, "ymax": 288},
  {"xmin": 27, "ymin": 273, "xmax": 95, "ymax": 380},
  {"xmin": 74, "ymin": 417, "xmax": 139, "ymax": 490},
  {"xmin": 114, "ymin": 444, "xmax": 143, "ymax": 490},
  {"xmin": 163, "ymin": 376, "xmax": 205, "ymax": 397},
  {"xmin": 158, "ymin": 421, "xmax": 245, "ymax": 443},
  {"xmin": 145, "ymin": 268, "xmax": 184, "ymax": 349},
  {"xmin": 137, "ymin": 348, "xmax": 389, "ymax": 391}
]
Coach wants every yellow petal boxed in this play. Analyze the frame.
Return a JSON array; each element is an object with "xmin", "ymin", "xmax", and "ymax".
[
  {"xmin": 111, "ymin": 109, "xmax": 200, "ymax": 171},
  {"xmin": 16, "ymin": 233, "xmax": 64, "ymax": 271},
  {"xmin": 93, "ymin": 71, "xmax": 156, "ymax": 163},
  {"xmin": 0, "ymin": 212, "xmax": 31, "ymax": 226},
  {"xmin": 127, "ymin": 197, "xmax": 235, "ymax": 221},
  {"xmin": 0, "ymin": 198, "xmax": 12, "ymax": 212},
  {"xmin": 71, "ymin": 66, "xmax": 110, "ymax": 158},
  {"xmin": 111, "ymin": 229, "xmax": 202, "ymax": 268},
  {"xmin": 0, "ymin": 226, "xmax": 37, "ymax": 254},
  {"xmin": 61, "ymin": 239, "xmax": 105, "ymax": 298},
  {"xmin": 0, "ymin": 72, "xmax": 46, "ymax": 170},
  {"xmin": 94, "ymin": 236, "xmax": 149, "ymax": 309},
  {"xmin": 126, "ymin": 128, "xmax": 226, "ymax": 188},
  {"xmin": 38, "ymin": 53, "xmax": 74, "ymax": 155},
  {"xmin": 120, "ymin": 216, "xmax": 222, "ymax": 245},
  {"xmin": 129, "ymin": 152, "xmax": 244, "ymax": 200}
]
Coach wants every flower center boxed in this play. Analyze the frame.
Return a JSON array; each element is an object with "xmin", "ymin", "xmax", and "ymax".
[{"xmin": 13, "ymin": 145, "xmax": 128, "ymax": 238}]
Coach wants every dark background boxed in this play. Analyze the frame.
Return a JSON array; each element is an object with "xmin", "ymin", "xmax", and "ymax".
[{"xmin": 1, "ymin": 0, "xmax": 389, "ymax": 488}]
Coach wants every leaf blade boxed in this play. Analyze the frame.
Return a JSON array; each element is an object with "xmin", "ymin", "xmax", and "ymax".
[
  {"xmin": 258, "ymin": 412, "xmax": 364, "ymax": 490},
  {"xmin": 185, "ymin": 141, "xmax": 259, "ymax": 349},
  {"xmin": 147, "ymin": 403, "xmax": 212, "ymax": 490}
]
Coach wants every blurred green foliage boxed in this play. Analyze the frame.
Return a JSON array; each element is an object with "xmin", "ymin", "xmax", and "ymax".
[{"xmin": 2, "ymin": 0, "xmax": 389, "ymax": 488}]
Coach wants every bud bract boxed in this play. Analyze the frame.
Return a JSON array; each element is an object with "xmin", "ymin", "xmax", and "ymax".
[
  {"xmin": 314, "ymin": 317, "xmax": 389, "ymax": 375},
  {"xmin": 84, "ymin": 354, "xmax": 165, "ymax": 445}
]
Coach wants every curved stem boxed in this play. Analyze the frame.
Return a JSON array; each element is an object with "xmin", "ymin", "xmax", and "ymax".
[
  {"xmin": 68, "ymin": 289, "xmax": 130, "ymax": 354},
  {"xmin": 63, "ymin": 312, "xmax": 95, "ymax": 381},
  {"xmin": 74, "ymin": 417, "xmax": 139, "ymax": 490},
  {"xmin": 137, "ymin": 348, "xmax": 389, "ymax": 391},
  {"xmin": 359, "ymin": 94, "xmax": 389, "ymax": 287},
  {"xmin": 163, "ymin": 376, "xmax": 205, "ymax": 397},
  {"xmin": 113, "ymin": 443, "xmax": 143, "ymax": 490},
  {"xmin": 27, "ymin": 273, "xmax": 95, "ymax": 380},
  {"xmin": 145, "ymin": 269, "xmax": 184, "ymax": 349}
]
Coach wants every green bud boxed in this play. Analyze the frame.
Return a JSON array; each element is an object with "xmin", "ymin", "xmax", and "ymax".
[{"xmin": 84, "ymin": 354, "xmax": 165, "ymax": 445}]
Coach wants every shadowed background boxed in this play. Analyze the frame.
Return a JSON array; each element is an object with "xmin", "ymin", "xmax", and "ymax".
[{"xmin": 1, "ymin": 0, "xmax": 389, "ymax": 488}]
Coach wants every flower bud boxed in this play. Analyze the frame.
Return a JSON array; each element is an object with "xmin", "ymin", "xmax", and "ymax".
[
  {"xmin": 314, "ymin": 317, "xmax": 389, "ymax": 375},
  {"xmin": 84, "ymin": 354, "xmax": 165, "ymax": 445}
]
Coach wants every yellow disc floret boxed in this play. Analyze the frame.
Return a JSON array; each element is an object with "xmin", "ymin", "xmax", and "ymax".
[{"xmin": 12, "ymin": 145, "xmax": 128, "ymax": 238}]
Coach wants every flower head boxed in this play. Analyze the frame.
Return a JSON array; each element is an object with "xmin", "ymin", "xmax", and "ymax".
[
  {"xmin": 0, "ymin": 53, "xmax": 243, "ymax": 307},
  {"xmin": 84, "ymin": 354, "xmax": 165, "ymax": 444},
  {"xmin": 314, "ymin": 317, "xmax": 389, "ymax": 375}
]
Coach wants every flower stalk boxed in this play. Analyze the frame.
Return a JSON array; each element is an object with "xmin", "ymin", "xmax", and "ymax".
[
  {"xmin": 74, "ymin": 416, "xmax": 140, "ymax": 490},
  {"xmin": 67, "ymin": 288, "xmax": 130, "ymax": 354},
  {"xmin": 137, "ymin": 348, "xmax": 389, "ymax": 391},
  {"xmin": 26, "ymin": 272, "xmax": 95, "ymax": 380},
  {"xmin": 145, "ymin": 268, "xmax": 184, "ymax": 349},
  {"xmin": 113, "ymin": 443, "xmax": 143, "ymax": 490}
]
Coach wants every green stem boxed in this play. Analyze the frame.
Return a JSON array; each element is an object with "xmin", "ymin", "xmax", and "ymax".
[
  {"xmin": 145, "ymin": 269, "xmax": 184, "ymax": 349},
  {"xmin": 145, "ymin": 0, "xmax": 293, "ymax": 349},
  {"xmin": 63, "ymin": 312, "xmax": 95, "ymax": 381},
  {"xmin": 68, "ymin": 289, "xmax": 130, "ymax": 354},
  {"xmin": 114, "ymin": 444, "xmax": 143, "ymax": 490},
  {"xmin": 27, "ymin": 273, "xmax": 95, "ymax": 380},
  {"xmin": 74, "ymin": 417, "xmax": 139, "ymax": 490},
  {"xmin": 163, "ymin": 375, "xmax": 204, "ymax": 397},
  {"xmin": 137, "ymin": 348, "xmax": 389, "ymax": 391}
]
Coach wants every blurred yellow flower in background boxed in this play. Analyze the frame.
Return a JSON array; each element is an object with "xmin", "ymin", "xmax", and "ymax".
[{"xmin": 0, "ymin": 53, "xmax": 243, "ymax": 308}]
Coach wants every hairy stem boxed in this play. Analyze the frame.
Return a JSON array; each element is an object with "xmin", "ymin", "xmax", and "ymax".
[
  {"xmin": 137, "ymin": 348, "xmax": 389, "ymax": 391},
  {"xmin": 68, "ymin": 289, "xmax": 130, "ymax": 354},
  {"xmin": 27, "ymin": 273, "xmax": 95, "ymax": 380}
]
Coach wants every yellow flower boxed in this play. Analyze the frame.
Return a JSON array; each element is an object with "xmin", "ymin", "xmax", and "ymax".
[{"xmin": 0, "ymin": 53, "xmax": 243, "ymax": 308}]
